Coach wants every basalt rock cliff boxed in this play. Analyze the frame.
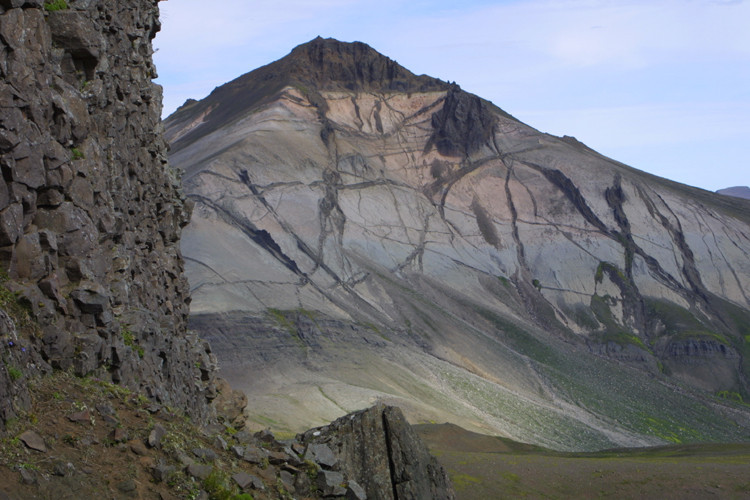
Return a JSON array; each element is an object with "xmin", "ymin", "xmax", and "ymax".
[
  {"xmin": 0, "ymin": 0, "xmax": 216, "ymax": 428},
  {"xmin": 167, "ymin": 37, "xmax": 750, "ymax": 450}
]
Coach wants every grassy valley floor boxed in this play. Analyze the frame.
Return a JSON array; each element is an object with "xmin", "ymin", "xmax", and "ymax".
[{"xmin": 416, "ymin": 424, "xmax": 750, "ymax": 499}]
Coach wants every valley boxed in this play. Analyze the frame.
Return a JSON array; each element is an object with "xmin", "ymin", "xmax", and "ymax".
[{"xmin": 417, "ymin": 423, "xmax": 750, "ymax": 499}]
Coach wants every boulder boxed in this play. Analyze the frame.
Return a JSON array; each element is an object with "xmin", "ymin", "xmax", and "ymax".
[{"xmin": 302, "ymin": 404, "xmax": 454, "ymax": 500}]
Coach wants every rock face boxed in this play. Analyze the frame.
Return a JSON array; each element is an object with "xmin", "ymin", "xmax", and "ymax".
[
  {"xmin": 301, "ymin": 404, "xmax": 455, "ymax": 500},
  {"xmin": 167, "ymin": 37, "xmax": 750, "ymax": 449},
  {"xmin": 0, "ymin": 0, "xmax": 217, "ymax": 429}
]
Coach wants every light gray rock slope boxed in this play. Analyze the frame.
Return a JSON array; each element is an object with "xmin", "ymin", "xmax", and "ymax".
[{"xmin": 166, "ymin": 38, "xmax": 750, "ymax": 450}]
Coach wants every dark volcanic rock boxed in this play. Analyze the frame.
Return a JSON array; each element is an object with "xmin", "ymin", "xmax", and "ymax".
[
  {"xmin": 285, "ymin": 36, "xmax": 447, "ymax": 93},
  {"xmin": 166, "ymin": 37, "xmax": 450, "ymax": 153},
  {"xmin": 0, "ymin": 0, "xmax": 217, "ymax": 431},
  {"xmin": 213, "ymin": 377, "xmax": 247, "ymax": 429},
  {"xmin": 19, "ymin": 430, "xmax": 46, "ymax": 452},
  {"xmin": 148, "ymin": 423, "xmax": 166, "ymax": 449},
  {"xmin": 429, "ymin": 86, "xmax": 497, "ymax": 157},
  {"xmin": 301, "ymin": 404, "xmax": 455, "ymax": 500}
]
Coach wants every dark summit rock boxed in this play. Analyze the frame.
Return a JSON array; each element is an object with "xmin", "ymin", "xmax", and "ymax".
[
  {"xmin": 166, "ymin": 37, "xmax": 450, "ymax": 153},
  {"xmin": 285, "ymin": 36, "xmax": 447, "ymax": 93}
]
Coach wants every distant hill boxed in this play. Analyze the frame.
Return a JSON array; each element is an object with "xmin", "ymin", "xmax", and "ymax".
[{"xmin": 717, "ymin": 186, "xmax": 750, "ymax": 200}]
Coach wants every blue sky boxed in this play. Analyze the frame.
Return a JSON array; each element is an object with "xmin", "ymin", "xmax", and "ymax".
[{"xmin": 154, "ymin": 0, "xmax": 749, "ymax": 192}]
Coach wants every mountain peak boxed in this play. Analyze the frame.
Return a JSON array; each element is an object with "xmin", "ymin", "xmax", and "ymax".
[
  {"xmin": 165, "ymin": 37, "xmax": 450, "ymax": 150},
  {"xmin": 283, "ymin": 37, "xmax": 448, "ymax": 92}
]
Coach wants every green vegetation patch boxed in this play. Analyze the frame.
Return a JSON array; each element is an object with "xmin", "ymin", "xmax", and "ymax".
[
  {"xmin": 594, "ymin": 330, "xmax": 647, "ymax": 350},
  {"xmin": 202, "ymin": 469, "xmax": 253, "ymax": 500},
  {"xmin": 595, "ymin": 261, "xmax": 626, "ymax": 285},
  {"xmin": 645, "ymin": 298, "xmax": 705, "ymax": 335},
  {"xmin": 589, "ymin": 294, "xmax": 646, "ymax": 349},
  {"xmin": 716, "ymin": 390, "xmax": 747, "ymax": 406},
  {"xmin": 567, "ymin": 304, "xmax": 599, "ymax": 330},
  {"xmin": 6, "ymin": 365, "xmax": 22, "ymax": 381},
  {"xmin": 646, "ymin": 296, "xmax": 750, "ymax": 390},
  {"xmin": 0, "ymin": 273, "xmax": 30, "ymax": 323},
  {"xmin": 266, "ymin": 308, "xmax": 302, "ymax": 346},
  {"xmin": 468, "ymin": 302, "xmax": 557, "ymax": 364},
  {"xmin": 669, "ymin": 330, "xmax": 731, "ymax": 346},
  {"xmin": 70, "ymin": 147, "xmax": 85, "ymax": 161},
  {"xmin": 635, "ymin": 413, "xmax": 705, "ymax": 444},
  {"xmin": 44, "ymin": 0, "xmax": 68, "ymax": 11},
  {"xmin": 451, "ymin": 473, "xmax": 482, "ymax": 490},
  {"xmin": 121, "ymin": 327, "xmax": 144, "ymax": 358}
]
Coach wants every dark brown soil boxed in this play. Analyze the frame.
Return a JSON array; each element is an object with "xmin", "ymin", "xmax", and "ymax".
[{"xmin": 0, "ymin": 372, "xmax": 311, "ymax": 499}]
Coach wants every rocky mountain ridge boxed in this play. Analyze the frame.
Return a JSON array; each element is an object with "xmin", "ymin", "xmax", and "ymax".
[{"xmin": 168, "ymin": 37, "xmax": 750, "ymax": 450}]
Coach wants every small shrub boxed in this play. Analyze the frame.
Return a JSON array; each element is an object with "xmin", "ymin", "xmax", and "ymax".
[
  {"xmin": 62, "ymin": 434, "xmax": 78, "ymax": 446},
  {"xmin": 122, "ymin": 328, "xmax": 144, "ymax": 358},
  {"xmin": 717, "ymin": 390, "xmax": 745, "ymax": 404},
  {"xmin": 304, "ymin": 459, "xmax": 318, "ymax": 481},
  {"xmin": 203, "ymin": 469, "xmax": 237, "ymax": 500},
  {"xmin": 70, "ymin": 147, "xmax": 85, "ymax": 160},
  {"xmin": 7, "ymin": 366, "xmax": 22, "ymax": 381}
]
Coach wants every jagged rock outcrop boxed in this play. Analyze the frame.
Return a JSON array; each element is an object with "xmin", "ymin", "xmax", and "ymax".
[
  {"xmin": 0, "ymin": 0, "xmax": 217, "ymax": 429},
  {"xmin": 167, "ymin": 37, "xmax": 750, "ymax": 450},
  {"xmin": 301, "ymin": 404, "xmax": 455, "ymax": 500}
]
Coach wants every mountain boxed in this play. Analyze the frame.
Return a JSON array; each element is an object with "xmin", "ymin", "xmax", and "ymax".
[
  {"xmin": 717, "ymin": 186, "xmax": 750, "ymax": 200},
  {"xmin": 166, "ymin": 37, "xmax": 750, "ymax": 451}
]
